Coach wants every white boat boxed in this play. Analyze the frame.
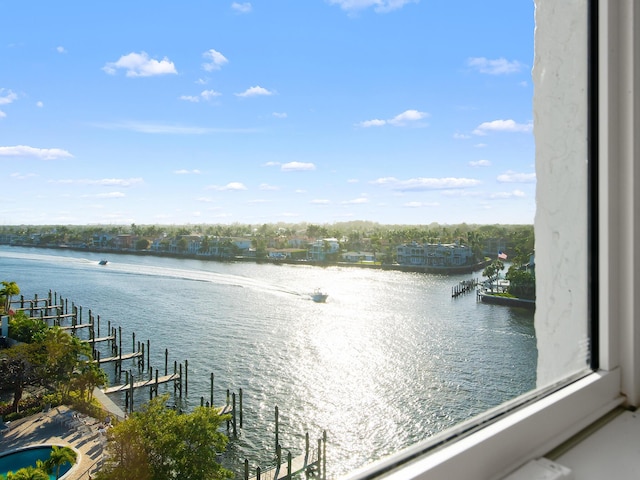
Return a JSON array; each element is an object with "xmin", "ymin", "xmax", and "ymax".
[{"xmin": 311, "ymin": 288, "xmax": 328, "ymax": 303}]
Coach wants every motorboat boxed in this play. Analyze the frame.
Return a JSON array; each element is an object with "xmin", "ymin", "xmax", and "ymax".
[
  {"xmin": 311, "ymin": 288, "xmax": 328, "ymax": 303},
  {"xmin": 98, "ymin": 259, "xmax": 108, "ymax": 265}
]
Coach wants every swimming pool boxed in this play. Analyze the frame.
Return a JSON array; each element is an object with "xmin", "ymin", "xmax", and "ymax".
[{"xmin": 0, "ymin": 445, "xmax": 74, "ymax": 479}]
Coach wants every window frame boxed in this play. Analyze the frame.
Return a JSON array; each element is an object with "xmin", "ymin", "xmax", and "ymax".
[{"xmin": 343, "ymin": 0, "xmax": 637, "ymax": 478}]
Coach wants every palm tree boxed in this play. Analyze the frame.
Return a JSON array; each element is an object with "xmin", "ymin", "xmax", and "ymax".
[
  {"xmin": 1, "ymin": 281, "xmax": 20, "ymax": 314},
  {"xmin": 6, "ymin": 466, "xmax": 49, "ymax": 480},
  {"xmin": 45, "ymin": 446, "xmax": 77, "ymax": 479}
]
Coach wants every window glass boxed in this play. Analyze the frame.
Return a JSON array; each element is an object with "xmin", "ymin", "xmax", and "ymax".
[{"xmin": 0, "ymin": 1, "xmax": 591, "ymax": 478}]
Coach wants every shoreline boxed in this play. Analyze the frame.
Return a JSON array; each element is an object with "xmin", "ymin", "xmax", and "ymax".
[{"xmin": 2, "ymin": 243, "xmax": 492, "ymax": 275}]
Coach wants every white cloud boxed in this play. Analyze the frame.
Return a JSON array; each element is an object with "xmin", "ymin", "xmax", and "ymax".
[
  {"xmin": 92, "ymin": 192, "xmax": 126, "ymax": 199},
  {"xmin": 273, "ymin": 112, "xmax": 287, "ymax": 118},
  {"xmin": 56, "ymin": 46, "xmax": 66, "ymax": 54},
  {"xmin": 403, "ymin": 201, "xmax": 439, "ymax": 207},
  {"xmin": 281, "ymin": 162, "xmax": 316, "ymax": 171},
  {"xmin": 174, "ymin": 169, "xmax": 201, "ymax": 175},
  {"xmin": 342, "ymin": 197, "xmax": 369, "ymax": 204},
  {"xmin": 259, "ymin": 183, "xmax": 280, "ymax": 190},
  {"xmin": 490, "ymin": 190, "xmax": 526, "ymax": 199},
  {"xmin": 235, "ymin": 86, "xmax": 274, "ymax": 97},
  {"xmin": 372, "ymin": 176, "xmax": 481, "ymax": 191},
  {"xmin": 311, "ymin": 199, "xmax": 330, "ymax": 204},
  {"xmin": 202, "ymin": 49, "xmax": 228, "ymax": 72},
  {"xmin": 496, "ymin": 171, "xmax": 536, "ymax": 183},
  {"xmin": 207, "ymin": 182, "xmax": 248, "ymax": 191},
  {"xmin": 201, "ymin": 89, "xmax": 222, "ymax": 100},
  {"xmin": 0, "ymin": 89, "xmax": 18, "ymax": 105},
  {"xmin": 0, "ymin": 145, "xmax": 73, "ymax": 160},
  {"xmin": 469, "ymin": 159, "xmax": 491, "ymax": 167},
  {"xmin": 103, "ymin": 52, "xmax": 177, "ymax": 77},
  {"xmin": 328, "ymin": 0, "xmax": 417, "ymax": 13},
  {"xmin": 10, "ymin": 172, "xmax": 37, "ymax": 180},
  {"xmin": 467, "ymin": 57, "xmax": 525, "ymax": 75},
  {"xmin": 388, "ymin": 109, "xmax": 427, "ymax": 126},
  {"xmin": 231, "ymin": 2, "xmax": 252, "ymax": 13},
  {"xmin": 0, "ymin": 111, "xmax": 5, "ymax": 119},
  {"xmin": 453, "ymin": 132, "xmax": 471, "ymax": 139},
  {"xmin": 473, "ymin": 119, "xmax": 533, "ymax": 135},
  {"xmin": 36, "ymin": 101, "xmax": 43, "ymax": 108},
  {"xmin": 263, "ymin": 161, "xmax": 281, "ymax": 167},
  {"xmin": 51, "ymin": 178, "xmax": 143, "ymax": 187},
  {"xmin": 180, "ymin": 90, "xmax": 222, "ymax": 102},
  {"xmin": 357, "ymin": 119, "xmax": 386, "ymax": 128},
  {"xmin": 357, "ymin": 109, "xmax": 428, "ymax": 128}
]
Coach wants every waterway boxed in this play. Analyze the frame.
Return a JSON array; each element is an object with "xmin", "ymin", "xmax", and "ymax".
[{"xmin": 0, "ymin": 246, "xmax": 536, "ymax": 478}]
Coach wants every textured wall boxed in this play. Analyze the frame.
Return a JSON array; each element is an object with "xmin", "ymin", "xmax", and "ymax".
[{"xmin": 533, "ymin": 0, "xmax": 590, "ymax": 387}]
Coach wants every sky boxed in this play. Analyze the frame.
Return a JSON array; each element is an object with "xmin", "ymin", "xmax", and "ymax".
[{"xmin": 0, "ymin": 1, "xmax": 535, "ymax": 227}]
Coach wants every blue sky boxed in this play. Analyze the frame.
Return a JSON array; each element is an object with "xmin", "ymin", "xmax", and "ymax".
[{"xmin": 0, "ymin": 1, "xmax": 535, "ymax": 226}]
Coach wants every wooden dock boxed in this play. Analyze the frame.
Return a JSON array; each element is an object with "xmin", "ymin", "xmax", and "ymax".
[
  {"xmin": 97, "ymin": 351, "xmax": 143, "ymax": 364},
  {"xmin": 245, "ymin": 426, "xmax": 326, "ymax": 480},
  {"xmin": 59, "ymin": 324, "xmax": 92, "ymax": 331},
  {"xmin": 248, "ymin": 453, "xmax": 317, "ymax": 480},
  {"xmin": 103, "ymin": 373, "xmax": 181, "ymax": 394},
  {"xmin": 87, "ymin": 335, "xmax": 115, "ymax": 344},
  {"xmin": 31, "ymin": 312, "xmax": 75, "ymax": 321}
]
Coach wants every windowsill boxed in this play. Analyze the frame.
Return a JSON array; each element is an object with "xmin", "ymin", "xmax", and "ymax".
[{"xmin": 546, "ymin": 407, "xmax": 640, "ymax": 479}]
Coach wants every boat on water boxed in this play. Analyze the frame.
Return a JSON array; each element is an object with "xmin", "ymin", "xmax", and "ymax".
[
  {"xmin": 98, "ymin": 259, "xmax": 108, "ymax": 265},
  {"xmin": 311, "ymin": 288, "xmax": 328, "ymax": 303}
]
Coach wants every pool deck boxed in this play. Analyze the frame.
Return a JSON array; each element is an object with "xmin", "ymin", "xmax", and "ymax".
[{"xmin": 0, "ymin": 405, "xmax": 107, "ymax": 480}]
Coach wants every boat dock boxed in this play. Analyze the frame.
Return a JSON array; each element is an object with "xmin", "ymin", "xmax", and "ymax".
[
  {"xmin": 451, "ymin": 278, "xmax": 478, "ymax": 298},
  {"xmin": 10, "ymin": 292, "xmax": 328, "ymax": 477},
  {"xmin": 244, "ymin": 407, "xmax": 326, "ymax": 480},
  {"xmin": 103, "ymin": 372, "xmax": 181, "ymax": 394},
  {"xmin": 246, "ymin": 432, "xmax": 326, "ymax": 480}
]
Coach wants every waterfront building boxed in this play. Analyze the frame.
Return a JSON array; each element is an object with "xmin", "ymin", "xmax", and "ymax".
[
  {"xmin": 396, "ymin": 241, "xmax": 473, "ymax": 267},
  {"xmin": 307, "ymin": 238, "xmax": 340, "ymax": 261}
]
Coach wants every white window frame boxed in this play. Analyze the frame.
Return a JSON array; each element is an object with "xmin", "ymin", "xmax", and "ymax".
[{"xmin": 343, "ymin": 1, "xmax": 637, "ymax": 478}]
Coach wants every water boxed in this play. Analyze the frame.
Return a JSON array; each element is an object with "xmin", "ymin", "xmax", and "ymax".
[
  {"xmin": 0, "ymin": 246, "xmax": 536, "ymax": 478},
  {"xmin": 0, "ymin": 445, "xmax": 72, "ymax": 479}
]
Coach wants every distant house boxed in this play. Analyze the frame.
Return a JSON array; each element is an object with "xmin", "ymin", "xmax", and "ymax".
[
  {"xmin": 396, "ymin": 241, "xmax": 473, "ymax": 267},
  {"xmin": 342, "ymin": 251, "xmax": 376, "ymax": 263},
  {"xmin": 308, "ymin": 238, "xmax": 340, "ymax": 261},
  {"xmin": 115, "ymin": 234, "xmax": 135, "ymax": 250}
]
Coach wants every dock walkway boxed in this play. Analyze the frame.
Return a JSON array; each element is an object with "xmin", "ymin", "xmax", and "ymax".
[
  {"xmin": 248, "ymin": 453, "xmax": 317, "ymax": 480},
  {"xmin": 102, "ymin": 373, "xmax": 180, "ymax": 394}
]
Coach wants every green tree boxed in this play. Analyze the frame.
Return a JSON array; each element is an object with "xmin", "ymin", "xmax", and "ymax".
[
  {"xmin": 70, "ymin": 360, "xmax": 108, "ymax": 402},
  {"xmin": 43, "ymin": 446, "xmax": 77, "ymax": 480},
  {"xmin": 135, "ymin": 238, "xmax": 150, "ymax": 250},
  {"xmin": 94, "ymin": 395, "xmax": 232, "ymax": 480},
  {"xmin": 8, "ymin": 311, "xmax": 48, "ymax": 343},
  {"xmin": 177, "ymin": 237, "xmax": 188, "ymax": 253},
  {"xmin": 39, "ymin": 327, "xmax": 94, "ymax": 395},
  {"xmin": 506, "ymin": 268, "xmax": 536, "ymax": 300},
  {"xmin": 0, "ymin": 342, "xmax": 43, "ymax": 412},
  {"xmin": 6, "ymin": 467, "xmax": 49, "ymax": 480},
  {"xmin": 482, "ymin": 260, "xmax": 505, "ymax": 293},
  {"xmin": 1, "ymin": 280, "xmax": 20, "ymax": 314}
]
